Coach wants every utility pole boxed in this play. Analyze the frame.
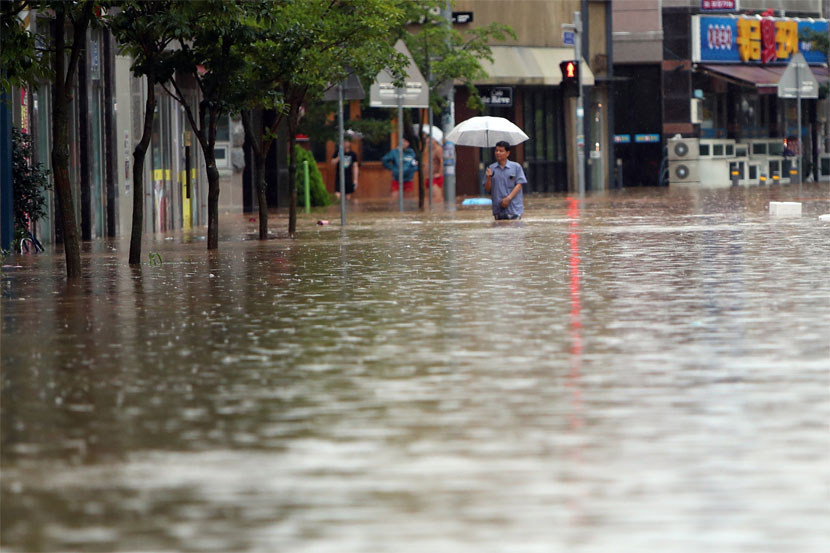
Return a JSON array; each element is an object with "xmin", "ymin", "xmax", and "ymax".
[
  {"xmin": 563, "ymin": 12, "xmax": 586, "ymax": 197},
  {"xmin": 441, "ymin": 0, "xmax": 456, "ymax": 210},
  {"xmin": 337, "ymin": 83, "xmax": 346, "ymax": 225}
]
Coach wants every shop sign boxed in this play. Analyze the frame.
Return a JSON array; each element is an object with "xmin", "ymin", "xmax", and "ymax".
[
  {"xmin": 701, "ymin": 0, "xmax": 737, "ymax": 11},
  {"xmin": 481, "ymin": 87, "xmax": 512, "ymax": 107},
  {"xmin": 694, "ymin": 15, "xmax": 828, "ymax": 65},
  {"xmin": 614, "ymin": 134, "xmax": 631, "ymax": 144},
  {"xmin": 634, "ymin": 134, "xmax": 661, "ymax": 143}
]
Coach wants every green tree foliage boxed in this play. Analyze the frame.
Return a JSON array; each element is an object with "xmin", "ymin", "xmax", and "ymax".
[
  {"xmin": 238, "ymin": 0, "xmax": 408, "ymax": 236},
  {"xmin": 295, "ymin": 146, "xmax": 332, "ymax": 208},
  {"xmin": 0, "ymin": 1, "xmax": 50, "ymax": 92},
  {"xmin": 11, "ymin": 127, "xmax": 51, "ymax": 240},
  {"xmin": 400, "ymin": 2, "xmax": 516, "ymax": 207}
]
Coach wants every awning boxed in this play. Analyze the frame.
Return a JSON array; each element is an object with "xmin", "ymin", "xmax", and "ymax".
[
  {"xmin": 476, "ymin": 46, "xmax": 594, "ymax": 86},
  {"xmin": 700, "ymin": 63, "xmax": 829, "ymax": 94}
]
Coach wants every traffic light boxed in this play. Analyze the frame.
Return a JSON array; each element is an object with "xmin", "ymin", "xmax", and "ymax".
[{"xmin": 560, "ymin": 60, "xmax": 579, "ymax": 97}]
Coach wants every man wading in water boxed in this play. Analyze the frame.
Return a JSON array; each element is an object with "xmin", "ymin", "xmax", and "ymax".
[{"xmin": 484, "ymin": 140, "xmax": 526, "ymax": 220}]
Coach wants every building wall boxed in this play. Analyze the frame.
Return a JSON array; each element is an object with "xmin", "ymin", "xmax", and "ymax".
[
  {"xmin": 613, "ymin": 0, "xmax": 662, "ymax": 64},
  {"xmin": 454, "ymin": 0, "xmax": 581, "ymax": 48}
]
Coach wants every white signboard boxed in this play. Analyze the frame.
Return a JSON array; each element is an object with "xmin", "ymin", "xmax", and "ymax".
[
  {"xmin": 370, "ymin": 40, "xmax": 429, "ymax": 108},
  {"xmin": 778, "ymin": 53, "xmax": 819, "ymax": 99}
]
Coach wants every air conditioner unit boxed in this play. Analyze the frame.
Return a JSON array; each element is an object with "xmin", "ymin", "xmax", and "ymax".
[
  {"xmin": 735, "ymin": 144, "xmax": 749, "ymax": 158},
  {"xmin": 690, "ymin": 99, "xmax": 702, "ymax": 124},
  {"xmin": 668, "ymin": 159, "xmax": 700, "ymax": 185},
  {"xmin": 699, "ymin": 139, "xmax": 736, "ymax": 159},
  {"xmin": 668, "ymin": 137, "xmax": 699, "ymax": 161},
  {"xmin": 741, "ymin": 138, "xmax": 784, "ymax": 158},
  {"xmin": 699, "ymin": 158, "xmax": 732, "ymax": 187}
]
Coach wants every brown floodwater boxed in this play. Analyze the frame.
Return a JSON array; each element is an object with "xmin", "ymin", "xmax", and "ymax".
[{"xmin": 2, "ymin": 184, "xmax": 829, "ymax": 552}]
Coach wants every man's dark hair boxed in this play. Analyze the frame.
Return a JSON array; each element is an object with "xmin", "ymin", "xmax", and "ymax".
[{"xmin": 495, "ymin": 140, "xmax": 510, "ymax": 151}]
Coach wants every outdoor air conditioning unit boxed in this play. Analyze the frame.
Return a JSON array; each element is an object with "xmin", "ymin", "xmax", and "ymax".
[
  {"xmin": 699, "ymin": 158, "xmax": 731, "ymax": 187},
  {"xmin": 668, "ymin": 159, "xmax": 700, "ymax": 185},
  {"xmin": 699, "ymin": 139, "xmax": 736, "ymax": 159},
  {"xmin": 690, "ymin": 99, "xmax": 702, "ymax": 124},
  {"xmin": 668, "ymin": 137, "xmax": 699, "ymax": 161}
]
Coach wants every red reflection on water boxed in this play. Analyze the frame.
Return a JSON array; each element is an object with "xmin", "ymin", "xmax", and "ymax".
[{"xmin": 567, "ymin": 196, "xmax": 583, "ymax": 431}]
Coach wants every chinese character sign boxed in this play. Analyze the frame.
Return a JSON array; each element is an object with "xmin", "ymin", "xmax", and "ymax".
[{"xmin": 696, "ymin": 16, "xmax": 827, "ymax": 64}]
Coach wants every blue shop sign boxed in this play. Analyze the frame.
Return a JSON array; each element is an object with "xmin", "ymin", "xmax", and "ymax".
[
  {"xmin": 634, "ymin": 134, "xmax": 660, "ymax": 143},
  {"xmin": 614, "ymin": 134, "xmax": 631, "ymax": 144},
  {"xmin": 695, "ymin": 15, "xmax": 828, "ymax": 65}
]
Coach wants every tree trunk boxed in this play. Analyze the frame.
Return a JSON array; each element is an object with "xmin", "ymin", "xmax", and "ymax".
[
  {"xmin": 129, "ymin": 76, "xmax": 155, "ymax": 265},
  {"xmin": 206, "ymin": 151, "xmax": 220, "ymax": 249},
  {"xmin": 241, "ymin": 110, "xmax": 270, "ymax": 240},
  {"xmin": 50, "ymin": 8, "xmax": 82, "ymax": 279}
]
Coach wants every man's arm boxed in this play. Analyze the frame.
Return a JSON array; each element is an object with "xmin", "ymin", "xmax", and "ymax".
[
  {"xmin": 484, "ymin": 166, "xmax": 493, "ymax": 193},
  {"xmin": 500, "ymin": 183, "xmax": 521, "ymax": 208},
  {"xmin": 352, "ymin": 157, "xmax": 359, "ymax": 187}
]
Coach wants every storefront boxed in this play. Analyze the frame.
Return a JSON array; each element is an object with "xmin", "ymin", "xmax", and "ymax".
[{"xmin": 670, "ymin": 13, "xmax": 830, "ymax": 184}]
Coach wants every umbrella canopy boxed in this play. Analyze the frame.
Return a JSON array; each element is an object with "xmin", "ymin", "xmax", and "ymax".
[
  {"xmin": 413, "ymin": 124, "xmax": 443, "ymax": 143},
  {"xmin": 445, "ymin": 116, "xmax": 528, "ymax": 147}
]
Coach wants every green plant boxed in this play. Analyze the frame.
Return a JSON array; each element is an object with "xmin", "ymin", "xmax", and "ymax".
[
  {"xmin": 295, "ymin": 146, "xmax": 333, "ymax": 207},
  {"xmin": 12, "ymin": 127, "xmax": 51, "ymax": 240},
  {"xmin": 148, "ymin": 252, "xmax": 163, "ymax": 266}
]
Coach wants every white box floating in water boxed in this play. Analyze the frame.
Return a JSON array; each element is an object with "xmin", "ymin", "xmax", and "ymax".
[
  {"xmin": 819, "ymin": 214, "xmax": 830, "ymax": 222},
  {"xmin": 769, "ymin": 202, "xmax": 801, "ymax": 217}
]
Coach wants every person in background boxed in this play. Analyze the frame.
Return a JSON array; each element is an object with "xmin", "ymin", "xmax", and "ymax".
[
  {"xmin": 483, "ymin": 140, "xmax": 526, "ymax": 220},
  {"xmin": 428, "ymin": 137, "xmax": 444, "ymax": 204},
  {"xmin": 382, "ymin": 137, "xmax": 418, "ymax": 203},
  {"xmin": 331, "ymin": 141, "xmax": 359, "ymax": 200}
]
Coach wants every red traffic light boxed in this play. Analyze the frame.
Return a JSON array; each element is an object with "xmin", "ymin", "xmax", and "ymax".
[
  {"xmin": 565, "ymin": 61, "xmax": 576, "ymax": 78},
  {"xmin": 560, "ymin": 60, "xmax": 578, "ymax": 82}
]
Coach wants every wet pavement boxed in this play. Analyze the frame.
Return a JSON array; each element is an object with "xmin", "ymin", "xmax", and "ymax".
[{"xmin": 2, "ymin": 184, "xmax": 829, "ymax": 553}]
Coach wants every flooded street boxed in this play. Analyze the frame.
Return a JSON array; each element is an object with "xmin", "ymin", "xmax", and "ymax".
[{"xmin": 2, "ymin": 185, "xmax": 829, "ymax": 553}]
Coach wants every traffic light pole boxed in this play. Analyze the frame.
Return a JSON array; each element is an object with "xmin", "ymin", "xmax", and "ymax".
[{"xmin": 574, "ymin": 12, "xmax": 585, "ymax": 198}]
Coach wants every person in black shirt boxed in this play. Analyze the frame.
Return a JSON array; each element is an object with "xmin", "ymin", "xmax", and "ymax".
[{"xmin": 331, "ymin": 141, "xmax": 360, "ymax": 199}]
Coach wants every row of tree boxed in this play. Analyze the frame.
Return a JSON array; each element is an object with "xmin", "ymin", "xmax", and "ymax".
[{"xmin": 1, "ymin": 0, "xmax": 513, "ymax": 279}]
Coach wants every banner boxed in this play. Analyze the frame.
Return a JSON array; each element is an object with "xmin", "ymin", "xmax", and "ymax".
[{"xmin": 694, "ymin": 15, "xmax": 828, "ymax": 65}]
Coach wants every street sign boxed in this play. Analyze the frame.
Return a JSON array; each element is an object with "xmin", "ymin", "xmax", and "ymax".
[
  {"xmin": 563, "ymin": 31, "xmax": 574, "ymax": 45},
  {"xmin": 370, "ymin": 40, "xmax": 429, "ymax": 108},
  {"xmin": 322, "ymin": 72, "xmax": 365, "ymax": 102},
  {"xmin": 777, "ymin": 52, "xmax": 819, "ymax": 99}
]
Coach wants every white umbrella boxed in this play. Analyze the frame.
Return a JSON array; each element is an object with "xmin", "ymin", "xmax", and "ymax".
[
  {"xmin": 413, "ymin": 124, "xmax": 443, "ymax": 143},
  {"xmin": 445, "ymin": 116, "xmax": 528, "ymax": 147}
]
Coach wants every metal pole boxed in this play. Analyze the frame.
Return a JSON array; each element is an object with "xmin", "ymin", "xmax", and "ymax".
[
  {"xmin": 338, "ymin": 84, "xmax": 346, "ymax": 225},
  {"xmin": 575, "ymin": 11, "xmax": 586, "ymax": 198},
  {"xmin": 796, "ymin": 61, "xmax": 802, "ymax": 192},
  {"xmin": 428, "ymin": 108, "xmax": 433, "ymax": 210},
  {"xmin": 303, "ymin": 160, "xmax": 310, "ymax": 213},
  {"xmin": 398, "ymin": 92, "xmax": 404, "ymax": 212},
  {"xmin": 442, "ymin": 0, "xmax": 456, "ymax": 211}
]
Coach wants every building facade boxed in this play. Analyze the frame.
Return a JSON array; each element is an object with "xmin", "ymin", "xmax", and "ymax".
[
  {"xmin": 660, "ymin": 0, "xmax": 829, "ymax": 186},
  {"xmin": 4, "ymin": 8, "xmax": 246, "ymax": 251}
]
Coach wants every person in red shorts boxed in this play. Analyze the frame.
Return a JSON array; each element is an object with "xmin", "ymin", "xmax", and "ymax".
[
  {"xmin": 382, "ymin": 137, "xmax": 418, "ymax": 203},
  {"xmin": 428, "ymin": 138, "xmax": 444, "ymax": 203}
]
